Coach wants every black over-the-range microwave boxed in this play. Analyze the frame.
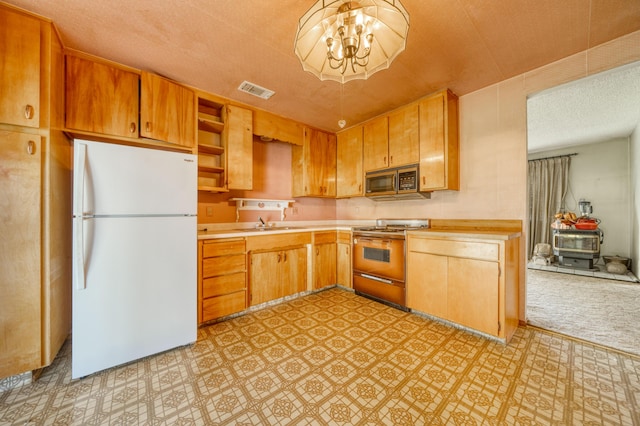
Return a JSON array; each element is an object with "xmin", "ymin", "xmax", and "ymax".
[{"xmin": 365, "ymin": 164, "xmax": 431, "ymax": 201}]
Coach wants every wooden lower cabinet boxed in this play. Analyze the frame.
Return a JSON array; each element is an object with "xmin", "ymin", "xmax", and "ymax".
[
  {"xmin": 447, "ymin": 257, "xmax": 499, "ymax": 336},
  {"xmin": 313, "ymin": 231, "xmax": 337, "ymax": 290},
  {"xmin": 199, "ymin": 238, "xmax": 247, "ymax": 324},
  {"xmin": 407, "ymin": 233, "xmax": 519, "ymax": 342},
  {"xmin": 337, "ymin": 231, "xmax": 352, "ymax": 288},
  {"xmin": 247, "ymin": 232, "xmax": 311, "ymax": 307},
  {"xmin": 407, "ymin": 252, "xmax": 447, "ymax": 319},
  {"xmin": 250, "ymin": 247, "xmax": 307, "ymax": 305},
  {"xmin": 1, "ymin": 131, "xmax": 43, "ymax": 377}
]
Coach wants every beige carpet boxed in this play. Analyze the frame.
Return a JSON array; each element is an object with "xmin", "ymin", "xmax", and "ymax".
[{"xmin": 527, "ymin": 268, "xmax": 640, "ymax": 356}]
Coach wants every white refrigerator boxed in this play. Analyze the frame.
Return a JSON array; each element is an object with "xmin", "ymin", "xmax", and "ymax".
[{"xmin": 72, "ymin": 140, "xmax": 197, "ymax": 379}]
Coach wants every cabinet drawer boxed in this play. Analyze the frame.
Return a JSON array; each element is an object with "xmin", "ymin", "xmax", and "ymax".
[
  {"xmin": 202, "ymin": 291, "xmax": 246, "ymax": 322},
  {"xmin": 314, "ymin": 231, "xmax": 337, "ymax": 244},
  {"xmin": 203, "ymin": 239, "xmax": 245, "ymax": 257},
  {"xmin": 246, "ymin": 232, "xmax": 311, "ymax": 251},
  {"xmin": 409, "ymin": 238, "xmax": 499, "ymax": 262},
  {"xmin": 337, "ymin": 231, "xmax": 351, "ymax": 244},
  {"xmin": 203, "ymin": 272, "xmax": 246, "ymax": 299},
  {"xmin": 203, "ymin": 254, "xmax": 246, "ymax": 278}
]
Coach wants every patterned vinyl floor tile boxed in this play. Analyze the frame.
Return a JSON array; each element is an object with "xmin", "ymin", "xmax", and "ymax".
[{"xmin": 1, "ymin": 287, "xmax": 639, "ymax": 425}]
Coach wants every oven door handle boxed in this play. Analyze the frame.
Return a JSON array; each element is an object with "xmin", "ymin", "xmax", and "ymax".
[
  {"xmin": 360, "ymin": 273, "xmax": 394, "ymax": 285},
  {"xmin": 354, "ymin": 237, "xmax": 396, "ymax": 244}
]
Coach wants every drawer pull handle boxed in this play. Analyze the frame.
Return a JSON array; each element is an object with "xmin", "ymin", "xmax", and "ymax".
[
  {"xmin": 129, "ymin": 122, "xmax": 137, "ymax": 133},
  {"xmin": 27, "ymin": 140, "xmax": 36, "ymax": 155},
  {"xmin": 24, "ymin": 104, "xmax": 35, "ymax": 119}
]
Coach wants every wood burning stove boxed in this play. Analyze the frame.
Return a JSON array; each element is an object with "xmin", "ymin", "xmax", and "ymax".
[{"xmin": 552, "ymin": 228, "xmax": 603, "ymax": 270}]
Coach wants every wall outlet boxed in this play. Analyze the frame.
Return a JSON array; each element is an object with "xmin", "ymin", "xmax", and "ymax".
[{"xmin": 206, "ymin": 207, "xmax": 214, "ymax": 216}]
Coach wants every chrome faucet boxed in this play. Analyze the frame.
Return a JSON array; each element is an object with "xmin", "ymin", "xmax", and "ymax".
[{"xmin": 257, "ymin": 216, "xmax": 266, "ymax": 228}]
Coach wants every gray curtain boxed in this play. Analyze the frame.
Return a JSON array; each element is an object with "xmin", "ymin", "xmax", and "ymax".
[{"xmin": 528, "ymin": 156, "xmax": 571, "ymax": 258}]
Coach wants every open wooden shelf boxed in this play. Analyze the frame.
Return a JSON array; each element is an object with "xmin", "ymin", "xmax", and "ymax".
[
  {"xmin": 197, "ymin": 97, "xmax": 227, "ymax": 194},
  {"xmin": 198, "ymin": 117, "xmax": 224, "ymax": 134},
  {"xmin": 198, "ymin": 165, "xmax": 225, "ymax": 174},
  {"xmin": 198, "ymin": 185, "xmax": 229, "ymax": 193},
  {"xmin": 198, "ymin": 143, "xmax": 224, "ymax": 155}
]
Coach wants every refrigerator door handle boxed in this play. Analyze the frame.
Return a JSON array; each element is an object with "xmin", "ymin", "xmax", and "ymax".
[
  {"xmin": 73, "ymin": 143, "xmax": 86, "ymax": 217},
  {"xmin": 73, "ymin": 143, "xmax": 87, "ymax": 290}
]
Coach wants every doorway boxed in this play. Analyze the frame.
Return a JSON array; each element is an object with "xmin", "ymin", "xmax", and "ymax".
[{"xmin": 525, "ymin": 62, "xmax": 640, "ymax": 352}]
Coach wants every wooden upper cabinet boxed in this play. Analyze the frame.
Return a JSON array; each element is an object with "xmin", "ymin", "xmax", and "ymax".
[
  {"xmin": 0, "ymin": 8, "xmax": 40, "ymax": 128},
  {"xmin": 388, "ymin": 104, "xmax": 419, "ymax": 167},
  {"xmin": 65, "ymin": 55, "xmax": 139, "ymax": 138},
  {"xmin": 419, "ymin": 89, "xmax": 459, "ymax": 191},
  {"xmin": 336, "ymin": 125, "xmax": 363, "ymax": 198},
  {"xmin": 292, "ymin": 127, "xmax": 336, "ymax": 197},
  {"xmin": 140, "ymin": 72, "xmax": 195, "ymax": 148},
  {"xmin": 363, "ymin": 116, "xmax": 388, "ymax": 171},
  {"xmin": 224, "ymin": 105, "xmax": 253, "ymax": 190},
  {"xmin": 253, "ymin": 109, "xmax": 303, "ymax": 146}
]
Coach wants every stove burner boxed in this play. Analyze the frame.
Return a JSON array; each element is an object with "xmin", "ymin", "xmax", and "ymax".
[
  {"xmin": 353, "ymin": 219, "xmax": 430, "ymax": 234},
  {"xmin": 354, "ymin": 226, "xmax": 422, "ymax": 232}
]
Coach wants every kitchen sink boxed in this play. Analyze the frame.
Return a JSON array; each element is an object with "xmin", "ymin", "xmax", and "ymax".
[{"xmin": 234, "ymin": 226, "xmax": 302, "ymax": 232}]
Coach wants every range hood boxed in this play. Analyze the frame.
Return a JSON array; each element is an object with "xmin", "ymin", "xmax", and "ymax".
[{"xmin": 367, "ymin": 192, "xmax": 431, "ymax": 201}]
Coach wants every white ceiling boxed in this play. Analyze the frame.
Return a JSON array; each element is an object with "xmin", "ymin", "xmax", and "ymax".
[
  {"xmin": 527, "ymin": 61, "xmax": 640, "ymax": 153},
  {"xmin": 5, "ymin": 0, "xmax": 640, "ymax": 132}
]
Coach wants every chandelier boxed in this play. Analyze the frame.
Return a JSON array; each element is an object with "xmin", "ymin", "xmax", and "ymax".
[{"xmin": 294, "ymin": 0, "xmax": 410, "ymax": 83}]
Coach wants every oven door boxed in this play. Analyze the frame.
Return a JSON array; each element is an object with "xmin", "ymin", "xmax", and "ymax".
[{"xmin": 352, "ymin": 235, "xmax": 405, "ymax": 282}]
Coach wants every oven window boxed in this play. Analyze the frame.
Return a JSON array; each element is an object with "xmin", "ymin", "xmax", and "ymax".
[{"xmin": 363, "ymin": 247, "xmax": 391, "ymax": 263}]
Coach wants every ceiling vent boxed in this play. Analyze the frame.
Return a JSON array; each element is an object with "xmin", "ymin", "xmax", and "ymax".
[{"xmin": 237, "ymin": 81, "xmax": 275, "ymax": 100}]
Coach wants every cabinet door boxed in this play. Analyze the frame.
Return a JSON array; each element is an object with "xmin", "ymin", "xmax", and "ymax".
[
  {"xmin": 337, "ymin": 242, "xmax": 352, "ymax": 288},
  {"xmin": 447, "ymin": 257, "xmax": 499, "ymax": 336},
  {"xmin": 313, "ymin": 243, "xmax": 337, "ymax": 290},
  {"xmin": 0, "ymin": 131, "xmax": 42, "ymax": 377},
  {"xmin": 140, "ymin": 71, "xmax": 195, "ymax": 148},
  {"xmin": 363, "ymin": 116, "xmax": 388, "ymax": 171},
  {"xmin": 336, "ymin": 125, "xmax": 363, "ymax": 198},
  {"xmin": 388, "ymin": 104, "xmax": 419, "ymax": 167},
  {"xmin": 0, "ymin": 8, "xmax": 40, "ymax": 128},
  {"xmin": 250, "ymin": 250, "xmax": 282, "ymax": 306},
  {"xmin": 307, "ymin": 127, "xmax": 337, "ymax": 196},
  {"xmin": 225, "ymin": 105, "xmax": 253, "ymax": 190},
  {"xmin": 65, "ymin": 55, "xmax": 139, "ymax": 138},
  {"xmin": 406, "ymin": 251, "xmax": 447, "ymax": 318},
  {"xmin": 419, "ymin": 90, "xmax": 459, "ymax": 191},
  {"xmin": 282, "ymin": 247, "xmax": 308, "ymax": 297}
]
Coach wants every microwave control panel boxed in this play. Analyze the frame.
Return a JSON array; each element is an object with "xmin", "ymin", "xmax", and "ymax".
[{"xmin": 398, "ymin": 170, "xmax": 417, "ymax": 191}]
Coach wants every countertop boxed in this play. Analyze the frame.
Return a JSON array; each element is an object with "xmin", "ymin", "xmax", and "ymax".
[
  {"xmin": 197, "ymin": 221, "xmax": 521, "ymax": 241},
  {"xmin": 197, "ymin": 221, "xmax": 369, "ymax": 240},
  {"xmin": 408, "ymin": 228, "xmax": 521, "ymax": 241}
]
